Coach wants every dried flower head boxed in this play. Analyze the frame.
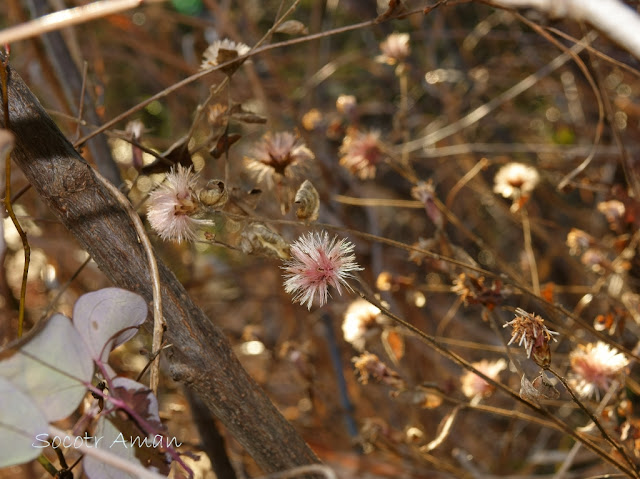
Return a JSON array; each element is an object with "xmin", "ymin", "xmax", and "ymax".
[
  {"xmin": 245, "ymin": 131, "xmax": 314, "ymax": 185},
  {"xmin": 566, "ymin": 228, "xmax": 594, "ymax": 256},
  {"xmin": 201, "ymin": 38, "xmax": 250, "ymax": 72},
  {"xmin": 569, "ymin": 341, "xmax": 629, "ymax": 398},
  {"xmin": 452, "ymin": 273, "xmax": 504, "ymax": 311},
  {"xmin": 147, "ymin": 165, "xmax": 206, "ymax": 243},
  {"xmin": 461, "ymin": 359, "xmax": 507, "ymax": 399},
  {"xmin": 342, "ymin": 299, "xmax": 383, "ymax": 351},
  {"xmin": 493, "ymin": 163, "xmax": 540, "ymax": 211},
  {"xmin": 282, "ymin": 231, "xmax": 363, "ymax": 310},
  {"xmin": 598, "ymin": 200, "xmax": 626, "ymax": 227},
  {"xmin": 581, "ymin": 248, "xmax": 610, "ymax": 273},
  {"xmin": 377, "ymin": 33, "xmax": 410, "ymax": 65},
  {"xmin": 339, "ymin": 129, "xmax": 385, "ymax": 180},
  {"xmin": 352, "ymin": 352, "xmax": 405, "ymax": 388},
  {"xmin": 503, "ymin": 308, "xmax": 559, "ymax": 366}
]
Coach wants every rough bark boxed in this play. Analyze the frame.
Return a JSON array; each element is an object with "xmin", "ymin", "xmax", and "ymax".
[{"xmin": 0, "ymin": 58, "xmax": 320, "ymax": 475}]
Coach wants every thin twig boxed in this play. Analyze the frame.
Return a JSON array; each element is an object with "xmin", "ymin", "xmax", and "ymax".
[
  {"xmin": 74, "ymin": 61, "xmax": 88, "ymax": 142},
  {"xmin": 93, "ymin": 169, "xmax": 164, "ymax": 395},
  {"xmin": 0, "ymin": 0, "xmax": 144, "ymax": 45},
  {"xmin": 73, "ymin": 7, "xmax": 428, "ymax": 148},
  {"xmin": 1, "ymin": 55, "xmax": 29, "ymax": 338},
  {"xmin": 521, "ymin": 207, "xmax": 540, "ymax": 296}
]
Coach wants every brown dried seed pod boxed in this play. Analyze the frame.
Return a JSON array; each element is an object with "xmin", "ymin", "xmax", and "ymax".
[
  {"xmin": 239, "ymin": 223, "xmax": 290, "ymax": 260},
  {"xmin": 294, "ymin": 180, "xmax": 320, "ymax": 222},
  {"xmin": 199, "ymin": 180, "xmax": 228, "ymax": 209}
]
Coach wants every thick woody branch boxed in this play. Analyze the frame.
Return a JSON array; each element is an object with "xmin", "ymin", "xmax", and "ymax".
[{"xmin": 0, "ymin": 58, "xmax": 320, "ymax": 476}]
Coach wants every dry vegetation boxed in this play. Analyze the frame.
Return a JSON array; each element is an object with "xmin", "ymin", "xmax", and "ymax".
[{"xmin": 2, "ymin": 0, "xmax": 640, "ymax": 478}]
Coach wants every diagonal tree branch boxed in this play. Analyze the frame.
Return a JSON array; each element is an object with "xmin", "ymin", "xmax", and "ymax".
[{"xmin": 0, "ymin": 56, "xmax": 321, "ymax": 476}]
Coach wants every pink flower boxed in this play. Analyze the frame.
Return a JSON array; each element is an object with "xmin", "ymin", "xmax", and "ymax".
[
  {"xmin": 147, "ymin": 165, "xmax": 206, "ymax": 243},
  {"xmin": 282, "ymin": 231, "xmax": 363, "ymax": 310}
]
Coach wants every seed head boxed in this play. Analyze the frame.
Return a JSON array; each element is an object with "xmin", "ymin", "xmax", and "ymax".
[{"xmin": 503, "ymin": 308, "xmax": 558, "ymax": 366}]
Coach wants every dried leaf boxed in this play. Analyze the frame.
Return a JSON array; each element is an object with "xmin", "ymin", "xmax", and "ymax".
[
  {"xmin": 239, "ymin": 223, "xmax": 290, "ymax": 259},
  {"xmin": 541, "ymin": 282, "xmax": 555, "ymax": 303},
  {"xmin": 233, "ymin": 112, "xmax": 267, "ymax": 124},
  {"xmin": 381, "ymin": 329, "xmax": 405, "ymax": 363},
  {"xmin": 141, "ymin": 138, "xmax": 193, "ymax": 175},
  {"xmin": 211, "ymin": 133, "xmax": 241, "ymax": 159}
]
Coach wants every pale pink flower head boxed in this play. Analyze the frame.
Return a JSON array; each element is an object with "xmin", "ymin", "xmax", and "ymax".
[
  {"xmin": 201, "ymin": 38, "xmax": 250, "ymax": 71},
  {"xmin": 377, "ymin": 33, "xmax": 410, "ymax": 65},
  {"xmin": 569, "ymin": 341, "xmax": 629, "ymax": 398},
  {"xmin": 147, "ymin": 165, "xmax": 206, "ymax": 243},
  {"xmin": 339, "ymin": 129, "xmax": 385, "ymax": 180},
  {"xmin": 503, "ymin": 308, "xmax": 559, "ymax": 367},
  {"xmin": 245, "ymin": 131, "xmax": 314, "ymax": 185},
  {"xmin": 282, "ymin": 231, "xmax": 363, "ymax": 310},
  {"xmin": 461, "ymin": 359, "xmax": 507, "ymax": 399}
]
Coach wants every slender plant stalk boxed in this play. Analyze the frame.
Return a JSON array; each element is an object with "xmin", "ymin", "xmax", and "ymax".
[
  {"xmin": 521, "ymin": 207, "xmax": 540, "ymax": 295},
  {"xmin": 547, "ymin": 367, "xmax": 638, "ymax": 476},
  {"xmin": 1, "ymin": 54, "xmax": 30, "ymax": 338},
  {"xmin": 93, "ymin": 170, "xmax": 164, "ymax": 395}
]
